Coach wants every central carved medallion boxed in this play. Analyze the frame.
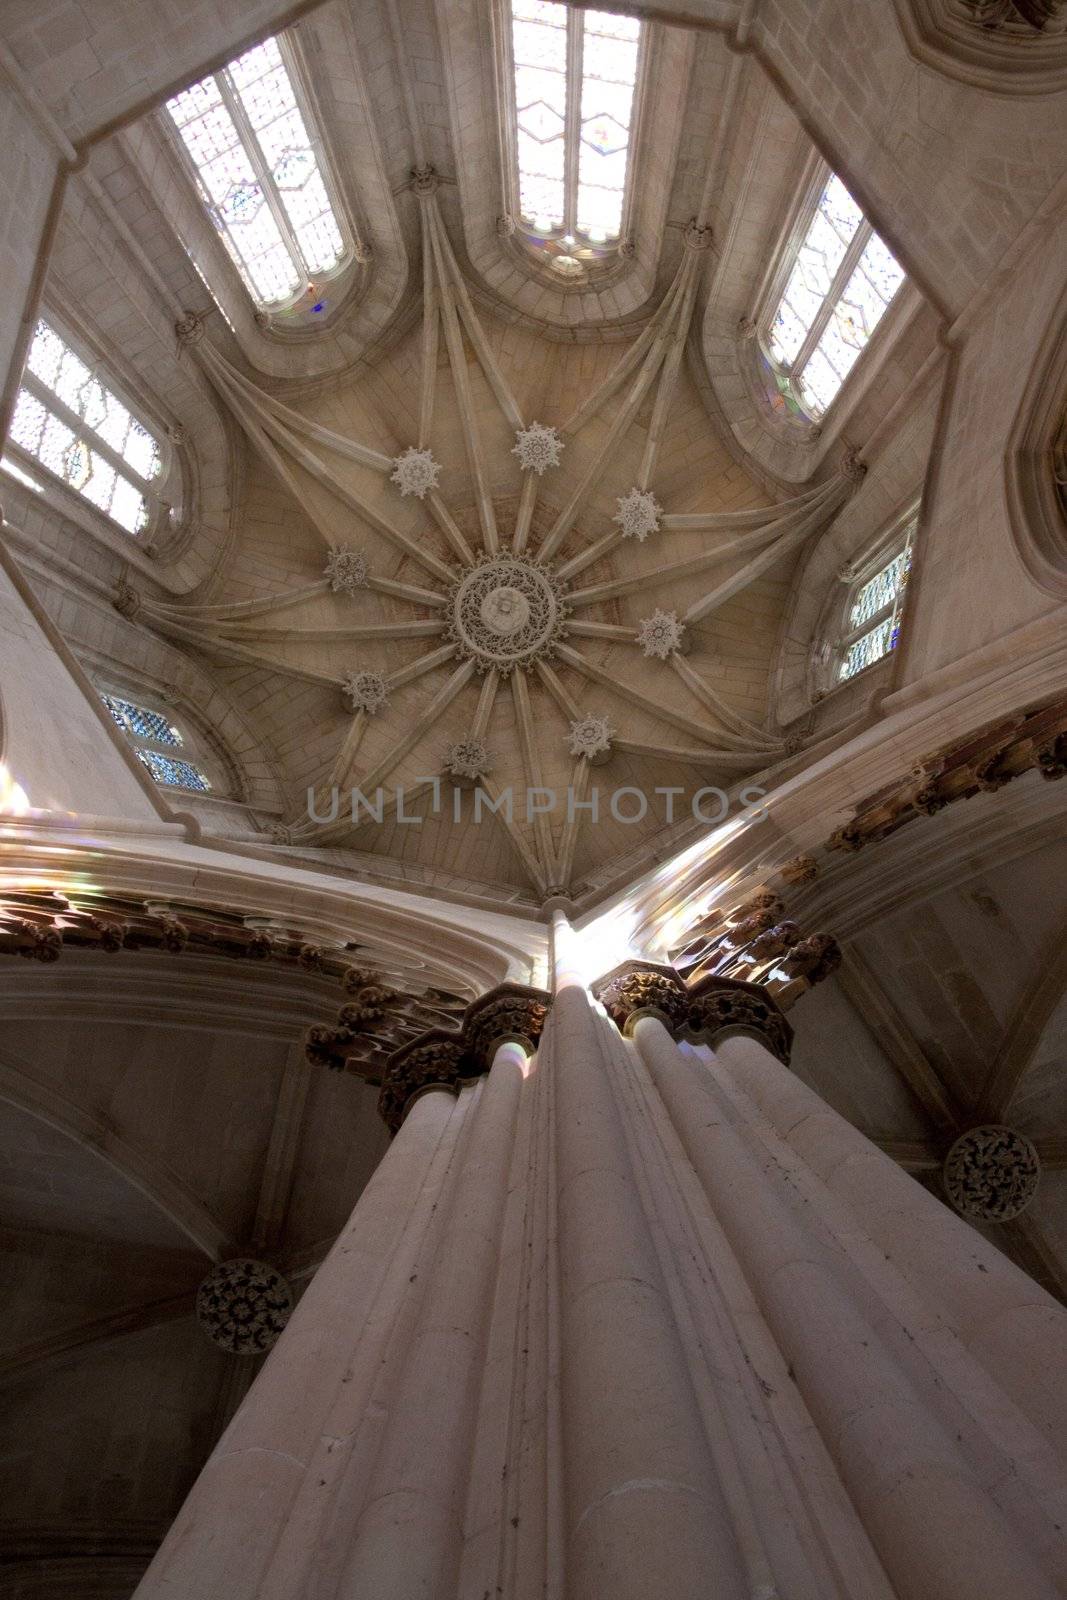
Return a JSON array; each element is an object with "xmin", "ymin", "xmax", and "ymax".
[{"xmin": 448, "ymin": 553, "xmax": 568, "ymax": 673}]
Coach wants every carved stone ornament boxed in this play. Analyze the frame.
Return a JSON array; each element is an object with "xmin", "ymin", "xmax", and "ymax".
[
  {"xmin": 777, "ymin": 853, "xmax": 819, "ymax": 886},
  {"xmin": 686, "ymin": 974, "xmax": 794, "ymax": 1064},
  {"xmin": 614, "ymin": 487, "xmax": 663, "ymax": 542},
  {"xmin": 683, "ymin": 219, "xmax": 714, "ymax": 251},
  {"xmin": 593, "ymin": 961, "xmax": 690, "ymax": 1034},
  {"xmin": 390, "ymin": 446, "xmax": 441, "ymax": 499},
  {"xmin": 378, "ymin": 1031, "xmax": 470, "ymax": 1135},
  {"xmin": 324, "ymin": 545, "xmax": 369, "ymax": 594},
  {"xmin": 113, "ymin": 581, "xmax": 142, "ymax": 620},
  {"xmin": 462, "ymin": 982, "xmax": 552, "ymax": 1070},
  {"xmin": 174, "ymin": 310, "xmax": 207, "ymax": 347},
  {"xmin": 942, "ymin": 1125, "xmax": 1040, "ymax": 1222},
  {"xmin": 567, "ymin": 713, "xmax": 614, "ymax": 762},
  {"xmin": 512, "ymin": 421, "xmax": 564, "ymax": 475},
  {"xmin": 411, "ymin": 163, "xmax": 439, "ymax": 196},
  {"xmin": 444, "ymin": 737, "xmax": 492, "ymax": 781},
  {"xmin": 343, "ymin": 669, "xmax": 389, "ymax": 715},
  {"xmin": 636, "ymin": 608, "xmax": 685, "ymax": 660},
  {"xmin": 196, "ymin": 1258, "xmax": 293, "ymax": 1355},
  {"xmin": 826, "ymin": 695, "xmax": 1067, "ymax": 856},
  {"xmin": 447, "ymin": 553, "xmax": 568, "ymax": 674}
]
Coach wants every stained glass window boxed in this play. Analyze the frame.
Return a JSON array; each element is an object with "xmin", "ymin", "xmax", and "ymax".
[
  {"xmin": 101, "ymin": 691, "xmax": 211, "ymax": 792},
  {"xmin": 165, "ymin": 36, "xmax": 348, "ymax": 309},
  {"xmin": 136, "ymin": 750, "xmax": 212, "ymax": 792},
  {"xmin": 510, "ymin": 1, "xmax": 642, "ymax": 263},
  {"xmin": 10, "ymin": 321, "xmax": 162, "ymax": 534},
  {"xmin": 766, "ymin": 174, "xmax": 905, "ymax": 418},
  {"xmin": 837, "ymin": 526, "xmax": 914, "ymax": 683}
]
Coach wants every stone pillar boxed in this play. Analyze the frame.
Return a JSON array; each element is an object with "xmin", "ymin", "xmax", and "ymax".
[
  {"xmin": 712, "ymin": 1032, "xmax": 1067, "ymax": 1449},
  {"xmin": 631, "ymin": 1015, "xmax": 1065, "ymax": 1600},
  {"xmin": 546, "ymin": 917, "xmax": 749, "ymax": 1600},
  {"xmin": 132, "ymin": 950, "xmax": 1067, "ymax": 1600},
  {"xmin": 134, "ymin": 1083, "xmax": 466, "ymax": 1599}
]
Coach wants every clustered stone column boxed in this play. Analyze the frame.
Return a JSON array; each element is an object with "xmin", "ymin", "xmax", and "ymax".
[{"xmin": 133, "ymin": 938, "xmax": 1067, "ymax": 1600}]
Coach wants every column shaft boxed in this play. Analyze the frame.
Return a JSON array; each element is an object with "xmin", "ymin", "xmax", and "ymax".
[
  {"xmin": 332, "ymin": 1040, "xmax": 526, "ymax": 1599},
  {"xmin": 715, "ymin": 1031, "xmax": 1067, "ymax": 1445},
  {"xmin": 547, "ymin": 978, "xmax": 748, "ymax": 1600},
  {"xmin": 632, "ymin": 1015, "xmax": 1063, "ymax": 1600},
  {"xmin": 133, "ymin": 1087, "xmax": 463, "ymax": 1600}
]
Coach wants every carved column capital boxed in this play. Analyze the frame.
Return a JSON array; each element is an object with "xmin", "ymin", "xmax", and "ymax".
[
  {"xmin": 378, "ymin": 1031, "xmax": 471, "ymax": 1135},
  {"xmin": 593, "ymin": 960, "xmax": 690, "ymax": 1035},
  {"xmin": 461, "ymin": 982, "xmax": 552, "ymax": 1071},
  {"xmin": 686, "ymin": 974, "xmax": 794, "ymax": 1064}
]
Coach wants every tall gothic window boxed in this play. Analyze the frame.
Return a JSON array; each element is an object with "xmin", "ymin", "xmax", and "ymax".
[
  {"xmin": 102, "ymin": 692, "xmax": 212, "ymax": 792},
  {"xmin": 165, "ymin": 35, "xmax": 349, "ymax": 309},
  {"xmin": 765, "ymin": 173, "xmax": 906, "ymax": 418},
  {"xmin": 834, "ymin": 518, "xmax": 915, "ymax": 684},
  {"xmin": 9, "ymin": 320, "xmax": 162, "ymax": 534},
  {"xmin": 509, "ymin": 1, "xmax": 642, "ymax": 273}
]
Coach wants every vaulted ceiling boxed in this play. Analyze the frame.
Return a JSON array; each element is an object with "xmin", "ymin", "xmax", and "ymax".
[{"xmin": 7, "ymin": 0, "xmax": 946, "ymax": 912}]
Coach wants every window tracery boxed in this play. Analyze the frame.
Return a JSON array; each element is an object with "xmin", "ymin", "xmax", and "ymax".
[
  {"xmin": 507, "ymin": 0, "xmax": 643, "ymax": 274},
  {"xmin": 101, "ymin": 692, "xmax": 212, "ymax": 792},
  {"xmin": 164, "ymin": 35, "xmax": 350, "ymax": 310},
  {"xmin": 763, "ymin": 173, "xmax": 906, "ymax": 419},
  {"xmin": 9, "ymin": 320, "xmax": 163, "ymax": 535},
  {"xmin": 831, "ymin": 516, "xmax": 916, "ymax": 685}
]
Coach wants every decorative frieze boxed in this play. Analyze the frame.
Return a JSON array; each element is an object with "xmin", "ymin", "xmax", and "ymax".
[
  {"xmin": 942, "ymin": 1125, "xmax": 1041, "ymax": 1222},
  {"xmin": 827, "ymin": 694, "xmax": 1067, "ymax": 855},
  {"xmin": 196, "ymin": 1259, "xmax": 293, "ymax": 1355}
]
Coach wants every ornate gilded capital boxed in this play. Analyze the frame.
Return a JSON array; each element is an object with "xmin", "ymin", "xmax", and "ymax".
[
  {"xmin": 593, "ymin": 960, "xmax": 690, "ymax": 1035},
  {"xmin": 378, "ymin": 1031, "xmax": 471, "ymax": 1135},
  {"xmin": 462, "ymin": 982, "xmax": 552, "ymax": 1071}
]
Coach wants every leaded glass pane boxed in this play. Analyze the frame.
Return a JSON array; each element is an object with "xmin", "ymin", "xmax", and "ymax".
[
  {"xmin": 166, "ymin": 35, "xmax": 348, "ymax": 307},
  {"xmin": 101, "ymin": 693, "xmax": 183, "ymax": 746},
  {"xmin": 511, "ymin": 3, "xmax": 640, "ymax": 249},
  {"xmin": 766, "ymin": 171, "xmax": 904, "ymax": 417},
  {"xmin": 513, "ymin": 1, "xmax": 568, "ymax": 232},
  {"xmin": 576, "ymin": 11, "xmax": 639, "ymax": 242},
  {"xmin": 849, "ymin": 548, "xmax": 910, "ymax": 628},
  {"xmin": 136, "ymin": 749, "xmax": 211, "ymax": 791},
  {"xmin": 839, "ymin": 618, "xmax": 895, "ymax": 681},
  {"xmin": 21, "ymin": 322, "xmax": 162, "ymax": 488}
]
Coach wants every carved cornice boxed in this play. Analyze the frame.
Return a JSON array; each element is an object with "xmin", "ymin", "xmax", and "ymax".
[
  {"xmin": 827, "ymin": 694, "xmax": 1067, "ymax": 855},
  {"xmin": 0, "ymin": 886, "xmax": 467, "ymax": 1079}
]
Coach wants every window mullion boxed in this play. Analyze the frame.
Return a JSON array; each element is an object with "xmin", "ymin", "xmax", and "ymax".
[
  {"xmin": 793, "ymin": 220, "xmax": 872, "ymax": 376},
  {"xmin": 19, "ymin": 372, "xmax": 155, "ymax": 491},
  {"xmin": 563, "ymin": 11, "xmax": 584, "ymax": 236},
  {"xmin": 217, "ymin": 71, "xmax": 306, "ymax": 280}
]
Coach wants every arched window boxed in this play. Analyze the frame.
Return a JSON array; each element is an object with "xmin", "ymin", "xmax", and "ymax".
[
  {"xmin": 165, "ymin": 35, "xmax": 349, "ymax": 310},
  {"xmin": 508, "ymin": 0, "xmax": 643, "ymax": 274},
  {"xmin": 831, "ymin": 514, "xmax": 916, "ymax": 685},
  {"xmin": 8, "ymin": 320, "xmax": 162, "ymax": 534},
  {"xmin": 764, "ymin": 172, "xmax": 906, "ymax": 418},
  {"xmin": 101, "ymin": 692, "xmax": 212, "ymax": 792}
]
